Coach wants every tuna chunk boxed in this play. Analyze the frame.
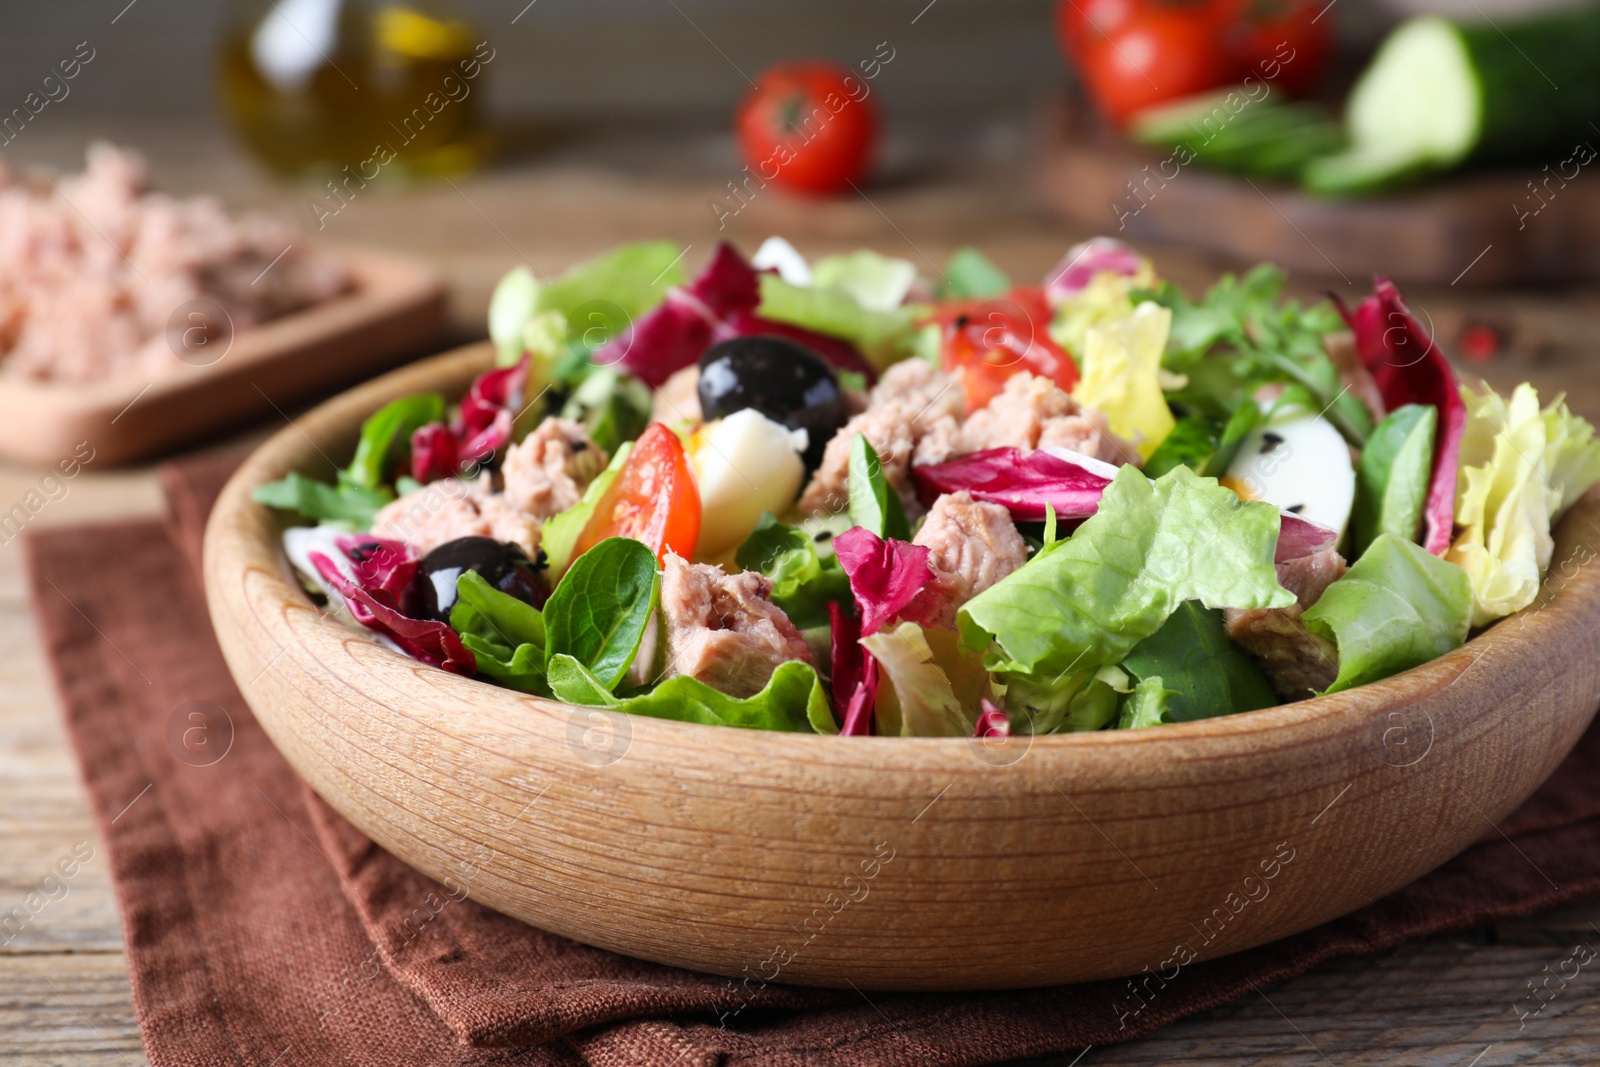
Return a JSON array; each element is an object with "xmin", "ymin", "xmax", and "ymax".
[
  {"xmin": 1223, "ymin": 548, "xmax": 1347, "ymax": 700},
  {"xmin": 501, "ymin": 418, "xmax": 608, "ymax": 520},
  {"xmin": 371, "ymin": 475, "xmax": 541, "ymax": 558},
  {"xmin": 903, "ymin": 491, "xmax": 1030, "ymax": 631},
  {"xmin": 654, "ymin": 554, "xmax": 814, "ymax": 698},
  {"xmin": 797, "ymin": 366, "xmax": 964, "ymax": 517},
  {"xmin": 960, "ymin": 372, "xmax": 1140, "ymax": 467},
  {"xmin": 1037, "ymin": 410, "xmax": 1141, "ymax": 467}
]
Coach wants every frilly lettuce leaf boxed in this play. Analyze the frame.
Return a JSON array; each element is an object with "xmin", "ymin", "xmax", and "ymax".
[
  {"xmin": 755, "ymin": 274, "xmax": 919, "ymax": 372},
  {"xmin": 1447, "ymin": 383, "xmax": 1600, "ymax": 625},
  {"xmin": 733, "ymin": 512, "xmax": 852, "ymax": 630},
  {"xmin": 1116, "ymin": 676, "xmax": 1174, "ymax": 730},
  {"xmin": 941, "ymin": 246, "xmax": 1011, "ymax": 299},
  {"xmin": 859, "ymin": 622, "xmax": 982, "ymax": 737},
  {"xmin": 1071, "ymin": 301, "xmax": 1176, "ymax": 460},
  {"xmin": 1047, "ymin": 260, "xmax": 1153, "ymax": 358},
  {"xmin": 811, "ymin": 249, "xmax": 917, "ymax": 312},
  {"xmin": 546, "ymin": 654, "xmax": 830, "ymax": 733},
  {"xmin": 959, "ymin": 464, "xmax": 1294, "ymax": 680},
  {"xmin": 1303, "ymin": 533, "xmax": 1471, "ymax": 693}
]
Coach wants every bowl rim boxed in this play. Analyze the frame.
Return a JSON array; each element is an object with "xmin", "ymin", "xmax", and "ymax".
[{"xmin": 207, "ymin": 340, "xmax": 1589, "ymax": 758}]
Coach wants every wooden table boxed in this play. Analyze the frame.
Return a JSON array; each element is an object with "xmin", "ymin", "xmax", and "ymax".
[{"xmin": 3, "ymin": 117, "xmax": 1600, "ymax": 1066}]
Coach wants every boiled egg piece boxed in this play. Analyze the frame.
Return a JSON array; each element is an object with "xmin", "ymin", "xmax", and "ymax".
[
  {"xmin": 1223, "ymin": 409, "xmax": 1355, "ymax": 538},
  {"xmin": 690, "ymin": 408, "xmax": 808, "ymax": 558}
]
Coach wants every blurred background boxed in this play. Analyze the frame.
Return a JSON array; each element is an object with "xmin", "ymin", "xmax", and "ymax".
[{"xmin": 0, "ymin": 0, "xmax": 1593, "ymax": 386}]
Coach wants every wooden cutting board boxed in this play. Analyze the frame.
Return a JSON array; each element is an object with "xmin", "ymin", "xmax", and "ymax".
[
  {"xmin": 0, "ymin": 246, "xmax": 446, "ymax": 468},
  {"xmin": 1035, "ymin": 96, "xmax": 1600, "ymax": 288}
]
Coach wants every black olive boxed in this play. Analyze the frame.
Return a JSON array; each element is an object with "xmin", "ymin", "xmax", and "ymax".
[
  {"xmin": 412, "ymin": 536, "xmax": 548, "ymax": 622},
  {"xmin": 697, "ymin": 335, "xmax": 847, "ymax": 472}
]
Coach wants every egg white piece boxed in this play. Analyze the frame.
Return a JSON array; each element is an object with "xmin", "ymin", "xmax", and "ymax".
[
  {"xmin": 752, "ymin": 236, "xmax": 811, "ymax": 286},
  {"xmin": 1225, "ymin": 409, "xmax": 1355, "ymax": 538},
  {"xmin": 692, "ymin": 409, "xmax": 809, "ymax": 558}
]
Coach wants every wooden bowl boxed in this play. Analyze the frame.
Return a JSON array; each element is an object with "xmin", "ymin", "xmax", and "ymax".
[{"xmin": 204, "ymin": 343, "xmax": 1600, "ymax": 991}]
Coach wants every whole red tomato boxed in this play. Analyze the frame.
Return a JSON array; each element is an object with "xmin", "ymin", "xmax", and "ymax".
[
  {"xmin": 736, "ymin": 62, "xmax": 879, "ymax": 196},
  {"xmin": 1078, "ymin": 5, "xmax": 1237, "ymax": 125},
  {"xmin": 1212, "ymin": 0, "xmax": 1332, "ymax": 97},
  {"xmin": 1055, "ymin": 0, "xmax": 1141, "ymax": 61},
  {"xmin": 932, "ymin": 287, "xmax": 1079, "ymax": 411}
]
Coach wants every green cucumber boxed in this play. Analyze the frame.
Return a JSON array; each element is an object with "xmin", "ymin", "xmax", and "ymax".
[
  {"xmin": 1133, "ymin": 93, "xmax": 1344, "ymax": 179},
  {"xmin": 1306, "ymin": 6, "xmax": 1600, "ymax": 196}
]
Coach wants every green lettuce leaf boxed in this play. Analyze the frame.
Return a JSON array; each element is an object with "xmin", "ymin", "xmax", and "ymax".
[
  {"xmin": 1122, "ymin": 601, "xmax": 1277, "ymax": 721},
  {"xmin": 453, "ymin": 572, "xmax": 549, "ymax": 694},
  {"xmin": 940, "ymin": 247, "xmax": 1011, "ymax": 299},
  {"xmin": 346, "ymin": 393, "xmax": 447, "ymax": 490},
  {"xmin": 1116, "ymin": 676, "xmax": 1174, "ymax": 730},
  {"xmin": 540, "ymin": 441, "xmax": 632, "ymax": 580},
  {"xmin": 959, "ymin": 464, "xmax": 1295, "ymax": 680},
  {"xmin": 1303, "ymin": 534, "xmax": 1471, "ymax": 694},
  {"xmin": 811, "ymin": 250, "xmax": 917, "ymax": 312},
  {"xmin": 541, "ymin": 537, "xmax": 660, "ymax": 691},
  {"xmin": 251, "ymin": 471, "xmax": 393, "ymax": 527},
  {"xmin": 1352, "ymin": 403, "xmax": 1436, "ymax": 557},
  {"xmin": 539, "ymin": 241, "xmax": 686, "ymax": 322},
  {"xmin": 859, "ymin": 622, "xmax": 980, "ymax": 737},
  {"xmin": 547, "ymin": 655, "xmax": 830, "ymax": 733},
  {"xmin": 755, "ymin": 274, "xmax": 919, "ymax": 372},
  {"xmin": 734, "ymin": 513, "xmax": 852, "ymax": 630},
  {"xmin": 489, "ymin": 267, "xmax": 540, "ymax": 364}
]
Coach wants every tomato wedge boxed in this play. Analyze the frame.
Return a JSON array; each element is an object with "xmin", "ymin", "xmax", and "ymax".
[
  {"xmin": 932, "ymin": 286, "xmax": 1079, "ymax": 410},
  {"xmin": 574, "ymin": 423, "xmax": 701, "ymax": 563}
]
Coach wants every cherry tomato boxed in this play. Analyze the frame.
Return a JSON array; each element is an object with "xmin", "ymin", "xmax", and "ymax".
[
  {"xmin": 575, "ymin": 423, "xmax": 701, "ymax": 563},
  {"xmin": 1212, "ymin": 0, "xmax": 1332, "ymax": 98},
  {"xmin": 735, "ymin": 61, "xmax": 879, "ymax": 196},
  {"xmin": 1078, "ymin": 5, "xmax": 1237, "ymax": 125},
  {"xmin": 1055, "ymin": 0, "xmax": 1141, "ymax": 63},
  {"xmin": 931, "ymin": 287, "xmax": 1079, "ymax": 411}
]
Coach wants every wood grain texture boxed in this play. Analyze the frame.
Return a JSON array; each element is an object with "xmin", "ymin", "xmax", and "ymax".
[
  {"xmin": 202, "ymin": 343, "xmax": 1600, "ymax": 992},
  {"xmin": 1034, "ymin": 97, "xmax": 1600, "ymax": 289},
  {"xmin": 0, "ymin": 247, "xmax": 446, "ymax": 468}
]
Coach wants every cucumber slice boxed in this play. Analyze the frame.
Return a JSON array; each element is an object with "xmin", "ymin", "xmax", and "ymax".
[
  {"xmin": 1304, "ymin": 17, "xmax": 1478, "ymax": 195},
  {"xmin": 1306, "ymin": 5, "xmax": 1600, "ymax": 195}
]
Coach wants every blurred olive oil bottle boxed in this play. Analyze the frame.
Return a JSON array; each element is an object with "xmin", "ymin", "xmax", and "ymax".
[{"xmin": 218, "ymin": 0, "xmax": 491, "ymax": 180}]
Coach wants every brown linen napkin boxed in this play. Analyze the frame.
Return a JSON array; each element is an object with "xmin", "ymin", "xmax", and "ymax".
[{"xmin": 26, "ymin": 452, "xmax": 1600, "ymax": 1067}]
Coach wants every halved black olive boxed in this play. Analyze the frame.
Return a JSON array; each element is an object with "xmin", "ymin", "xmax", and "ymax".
[
  {"xmin": 697, "ymin": 335, "xmax": 847, "ymax": 472},
  {"xmin": 412, "ymin": 536, "xmax": 548, "ymax": 622}
]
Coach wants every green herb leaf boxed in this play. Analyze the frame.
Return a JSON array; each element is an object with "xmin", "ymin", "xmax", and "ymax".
[
  {"xmin": 547, "ymin": 655, "xmax": 830, "ymax": 733},
  {"xmin": 1122, "ymin": 601, "xmax": 1277, "ymax": 721},
  {"xmin": 1302, "ymin": 534, "xmax": 1471, "ymax": 694},
  {"xmin": 542, "ymin": 536, "xmax": 660, "ymax": 691},
  {"xmin": 251, "ymin": 471, "xmax": 393, "ymax": 527},
  {"xmin": 1352, "ymin": 404, "xmax": 1437, "ymax": 557},
  {"xmin": 940, "ymin": 247, "xmax": 1011, "ymax": 299},
  {"xmin": 347, "ymin": 393, "xmax": 446, "ymax": 491},
  {"xmin": 847, "ymin": 433, "xmax": 909, "ymax": 541},
  {"xmin": 1143, "ymin": 416, "xmax": 1222, "ymax": 478},
  {"xmin": 734, "ymin": 513, "xmax": 853, "ymax": 630}
]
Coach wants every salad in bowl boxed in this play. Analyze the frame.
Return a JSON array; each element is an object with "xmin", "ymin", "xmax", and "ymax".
[{"xmin": 255, "ymin": 237, "xmax": 1600, "ymax": 739}]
